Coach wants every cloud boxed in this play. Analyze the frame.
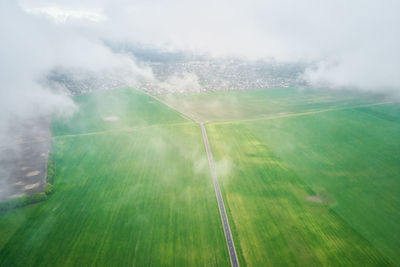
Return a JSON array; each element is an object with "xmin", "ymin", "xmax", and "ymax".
[
  {"xmin": 25, "ymin": 6, "xmax": 107, "ymax": 24},
  {"xmin": 3, "ymin": 0, "xmax": 400, "ymax": 119},
  {"xmin": 1, "ymin": 0, "xmax": 398, "ymax": 198},
  {"xmin": 0, "ymin": 1, "xmax": 151, "ymax": 136},
  {"xmin": 158, "ymin": 72, "xmax": 202, "ymax": 94},
  {"xmin": 0, "ymin": 0, "xmax": 154, "ymax": 198},
  {"xmin": 76, "ymin": 0, "xmax": 399, "ymax": 91}
]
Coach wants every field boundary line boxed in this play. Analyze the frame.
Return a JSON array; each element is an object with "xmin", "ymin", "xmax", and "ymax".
[
  {"xmin": 210, "ymin": 101, "xmax": 397, "ymax": 125},
  {"xmin": 53, "ymin": 122, "xmax": 192, "ymax": 139}
]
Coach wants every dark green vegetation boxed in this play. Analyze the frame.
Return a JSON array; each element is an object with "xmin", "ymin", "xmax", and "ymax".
[
  {"xmin": 0, "ymin": 89, "xmax": 229, "ymax": 266},
  {"xmin": 0, "ymin": 192, "xmax": 47, "ymax": 213},
  {"xmin": 0, "ymin": 87, "xmax": 398, "ymax": 266}
]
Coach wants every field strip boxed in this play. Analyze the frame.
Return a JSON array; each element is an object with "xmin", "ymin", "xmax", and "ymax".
[
  {"xmin": 53, "ymin": 122, "xmax": 192, "ymax": 138},
  {"xmin": 210, "ymin": 101, "xmax": 397, "ymax": 125},
  {"xmin": 138, "ymin": 89, "xmax": 240, "ymax": 267}
]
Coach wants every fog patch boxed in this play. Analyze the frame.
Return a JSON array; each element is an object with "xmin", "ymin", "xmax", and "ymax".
[
  {"xmin": 103, "ymin": 116, "xmax": 119, "ymax": 122},
  {"xmin": 0, "ymin": 2, "xmax": 150, "ymax": 199},
  {"xmin": 214, "ymin": 158, "xmax": 233, "ymax": 179}
]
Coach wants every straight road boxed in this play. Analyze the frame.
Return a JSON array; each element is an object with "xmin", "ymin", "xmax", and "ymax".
[
  {"xmin": 139, "ymin": 89, "xmax": 240, "ymax": 266},
  {"xmin": 200, "ymin": 123, "xmax": 240, "ymax": 267}
]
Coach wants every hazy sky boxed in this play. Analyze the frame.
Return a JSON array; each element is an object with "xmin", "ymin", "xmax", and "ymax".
[
  {"xmin": 16, "ymin": 0, "xmax": 400, "ymax": 90},
  {"xmin": 1, "ymin": 0, "xmax": 400, "ymax": 134}
]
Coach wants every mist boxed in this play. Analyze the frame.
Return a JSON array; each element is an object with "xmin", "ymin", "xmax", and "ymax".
[
  {"xmin": 0, "ymin": 1, "xmax": 152, "ymax": 199},
  {"xmin": 16, "ymin": 0, "xmax": 400, "ymax": 92},
  {"xmin": 1, "ymin": 0, "xmax": 400, "ymax": 198}
]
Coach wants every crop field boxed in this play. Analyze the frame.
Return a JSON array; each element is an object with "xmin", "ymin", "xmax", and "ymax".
[
  {"xmin": 241, "ymin": 106, "xmax": 400, "ymax": 264},
  {"xmin": 160, "ymin": 88, "xmax": 388, "ymax": 123},
  {"xmin": 0, "ymin": 87, "xmax": 398, "ymax": 266},
  {"xmin": 0, "ymin": 89, "xmax": 229, "ymax": 266},
  {"xmin": 201, "ymin": 91, "xmax": 399, "ymax": 265},
  {"xmin": 51, "ymin": 88, "xmax": 188, "ymax": 136},
  {"xmin": 207, "ymin": 121, "xmax": 397, "ymax": 266}
]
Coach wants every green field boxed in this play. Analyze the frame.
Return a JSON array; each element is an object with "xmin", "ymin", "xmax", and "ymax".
[
  {"xmin": 52, "ymin": 88, "xmax": 188, "ymax": 136},
  {"xmin": 160, "ymin": 88, "xmax": 387, "ymax": 123},
  {"xmin": 207, "ymin": 120, "xmax": 397, "ymax": 266},
  {"xmin": 0, "ymin": 89, "xmax": 229, "ymax": 266},
  {"xmin": 197, "ymin": 89, "xmax": 399, "ymax": 265},
  {"xmin": 0, "ymin": 87, "xmax": 399, "ymax": 266},
  {"xmin": 243, "ymin": 106, "xmax": 400, "ymax": 264}
]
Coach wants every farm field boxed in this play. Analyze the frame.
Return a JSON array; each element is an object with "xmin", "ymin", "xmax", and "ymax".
[
  {"xmin": 207, "ymin": 122, "xmax": 395, "ymax": 266},
  {"xmin": 160, "ymin": 88, "xmax": 388, "ymax": 123},
  {"xmin": 241, "ymin": 106, "xmax": 400, "ymax": 264},
  {"xmin": 0, "ymin": 87, "xmax": 398, "ymax": 266},
  {"xmin": 51, "ymin": 88, "xmax": 187, "ymax": 136},
  {"xmin": 0, "ymin": 89, "xmax": 230, "ymax": 266}
]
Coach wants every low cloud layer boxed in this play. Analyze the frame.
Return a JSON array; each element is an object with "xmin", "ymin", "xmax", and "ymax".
[
  {"xmin": 1, "ymin": 0, "xmax": 398, "ymax": 133},
  {"xmin": 0, "ymin": 1, "xmax": 152, "ymax": 144},
  {"xmin": 17, "ymin": 0, "xmax": 400, "ymax": 92},
  {"xmin": 0, "ymin": 1, "xmax": 153, "ymax": 198}
]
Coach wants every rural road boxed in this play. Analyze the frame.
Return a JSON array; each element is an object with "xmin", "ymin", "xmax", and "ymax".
[
  {"xmin": 200, "ymin": 123, "xmax": 240, "ymax": 267},
  {"xmin": 140, "ymin": 90, "xmax": 240, "ymax": 267}
]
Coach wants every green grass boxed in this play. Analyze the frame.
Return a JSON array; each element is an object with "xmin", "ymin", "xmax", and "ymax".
[
  {"xmin": 1, "ymin": 87, "xmax": 398, "ymax": 266},
  {"xmin": 52, "ymin": 88, "xmax": 187, "ymax": 136},
  {"xmin": 160, "ymin": 88, "xmax": 385, "ymax": 123},
  {"xmin": 0, "ymin": 125, "xmax": 229, "ymax": 266},
  {"xmin": 207, "ymin": 123, "xmax": 393, "ymax": 266},
  {"xmin": 0, "ymin": 88, "xmax": 229, "ymax": 266},
  {"xmin": 242, "ymin": 106, "xmax": 400, "ymax": 264}
]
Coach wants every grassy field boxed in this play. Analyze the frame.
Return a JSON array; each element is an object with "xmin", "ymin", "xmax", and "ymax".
[
  {"xmin": 0, "ymin": 89, "xmax": 229, "ymax": 266},
  {"xmin": 207, "ymin": 123, "xmax": 394, "ymax": 266},
  {"xmin": 242, "ymin": 106, "xmax": 400, "ymax": 264},
  {"xmin": 0, "ymin": 87, "xmax": 398, "ymax": 266},
  {"xmin": 160, "ymin": 88, "xmax": 387, "ymax": 123},
  {"xmin": 52, "ymin": 88, "xmax": 187, "ymax": 136}
]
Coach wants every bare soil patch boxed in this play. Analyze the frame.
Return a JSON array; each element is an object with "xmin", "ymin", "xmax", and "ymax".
[
  {"xmin": 26, "ymin": 170, "xmax": 40, "ymax": 177},
  {"xmin": 24, "ymin": 182, "xmax": 40, "ymax": 190},
  {"xmin": 306, "ymin": 194, "xmax": 324, "ymax": 203},
  {"xmin": 0, "ymin": 116, "xmax": 50, "ymax": 201},
  {"xmin": 103, "ymin": 116, "xmax": 119, "ymax": 122}
]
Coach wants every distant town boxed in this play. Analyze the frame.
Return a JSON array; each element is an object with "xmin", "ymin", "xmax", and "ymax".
[{"xmin": 46, "ymin": 57, "xmax": 308, "ymax": 96}]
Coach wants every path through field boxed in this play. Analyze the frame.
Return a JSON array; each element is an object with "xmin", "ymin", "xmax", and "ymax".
[
  {"xmin": 141, "ymin": 90, "xmax": 240, "ymax": 267},
  {"xmin": 200, "ymin": 123, "xmax": 240, "ymax": 267}
]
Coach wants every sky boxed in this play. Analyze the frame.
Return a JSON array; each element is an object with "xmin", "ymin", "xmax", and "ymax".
[
  {"xmin": 15, "ymin": 0, "xmax": 400, "ymax": 89},
  {"xmin": 1, "ymin": 0, "xmax": 400, "ymax": 139}
]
